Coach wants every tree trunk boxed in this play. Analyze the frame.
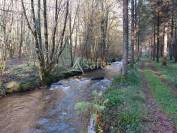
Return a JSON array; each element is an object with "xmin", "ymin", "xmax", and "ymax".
[
  {"xmin": 162, "ymin": 26, "xmax": 168, "ymax": 65},
  {"xmin": 123, "ymin": 0, "xmax": 129, "ymax": 75},
  {"xmin": 131, "ymin": 0, "xmax": 135, "ymax": 67},
  {"xmin": 19, "ymin": 14, "xmax": 24, "ymax": 58},
  {"xmin": 43, "ymin": 0, "xmax": 49, "ymax": 64},
  {"xmin": 169, "ymin": 16, "xmax": 174, "ymax": 60},
  {"xmin": 156, "ymin": 11, "xmax": 160, "ymax": 63},
  {"xmin": 153, "ymin": 23, "xmax": 156, "ymax": 61},
  {"xmin": 174, "ymin": 27, "xmax": 177, "ymax": 62}
]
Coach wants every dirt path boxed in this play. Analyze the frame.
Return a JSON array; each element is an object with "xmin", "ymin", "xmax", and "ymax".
[
  {"xmin": 141, "ymin": 63, "xmax": 176, "ymax": 133},
  {"xmin": 145, "ymin": 62, "xmax": 177, "ymax": 96}
]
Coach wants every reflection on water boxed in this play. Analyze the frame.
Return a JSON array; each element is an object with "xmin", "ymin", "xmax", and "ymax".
[{"xmin": 0, "ymin": 61, "xmax": 122, "ymax": 133}]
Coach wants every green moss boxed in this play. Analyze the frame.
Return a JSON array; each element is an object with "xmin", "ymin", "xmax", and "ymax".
[
  {"xmin": 20, "ymin": 77, "xmax": 41, "ymax": 91},
  {"xmin": 20, "ymin": 82, "xmax": 34, "ymax": 91},
  {"xmin": 3, "ymin": 77, "xmax": 41, "ymax": 93}
]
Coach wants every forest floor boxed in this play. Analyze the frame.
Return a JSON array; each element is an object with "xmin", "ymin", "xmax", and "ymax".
[
  {"xmin": 99, "ymin": 60, "xmax": 177, "ymax": 133},
  {"xmin": 0, "ymin": 57, "xmax": 37, "ymax": 83},
  {"xmin": 0, "ymin": 57, "xmax": 42, "ymax": 95}
]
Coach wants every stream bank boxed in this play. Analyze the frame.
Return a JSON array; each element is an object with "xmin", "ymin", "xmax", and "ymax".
[
  {"xmin": 0, "ymin": 61, "xmax": 122, "ymax": 133},
  {"xmin": 0, "ymin": 66, "xmax": 102, "ymax": 96}
]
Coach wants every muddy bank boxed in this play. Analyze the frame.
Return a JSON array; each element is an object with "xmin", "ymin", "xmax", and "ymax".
[{"xmin": 0, "ymin": 67, "xmax": 103, "ymax": 97}]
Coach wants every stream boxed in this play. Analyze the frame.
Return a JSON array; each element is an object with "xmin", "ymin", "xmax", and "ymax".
[{"xmin": 0, "ymin": 61, "xmax": 122, "ymax": 133}]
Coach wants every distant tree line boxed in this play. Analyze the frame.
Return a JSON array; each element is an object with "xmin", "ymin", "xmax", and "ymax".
[{"xmin": 0, "ymin": 0, "xmax": 123, "ymax": 82}]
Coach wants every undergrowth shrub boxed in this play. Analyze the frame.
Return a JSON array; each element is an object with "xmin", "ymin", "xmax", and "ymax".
[
  {"xmin": 100, "ymin": 68, "xmax": 145, "ymax": 133},
  {"xmin": 112, "ymin": 69, "xmax": 140, "ymax": 88},
  {"xmin": 75, "ymin": 90, "xmax": 108, "ymax": 133}
]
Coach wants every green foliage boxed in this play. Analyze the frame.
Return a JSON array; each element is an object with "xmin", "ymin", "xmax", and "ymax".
[
  {"xmin": 75, "ymin": 102, "xmax": 91, "ymax": 114},
  {"xmin": 4, "ymin": 77, "xmax": 41, "ymax": 94},
  {"xmin": 75, "ymin": 101, "xmax": 105, "ymax": 115},
  {"xmin": 103, "ymin": 88, "xmax": 125, "ymax": 107},
  {"xmin": 20, "ymin": 82, "xmax": 35, "ymax": 91},
  {"xmin": 144, "ymin": 69, "xmax": 177, "ymax": 125},
  {"xmin": 75, "ymin": 90, "xmax": 107, "ymax": 121},
  {"xmin": 101, "ymin": 69, "xmax": 146, "ymax": 133},
  {"xmin": 154, "ymin": 62, "xmax": 177, "ymax": 85},
  {"xmin": 112, "ymin": 69, "xmax": 140, "ymax": 87},
  {"xmin": 117, "ymin": 111, "xmax": 141, "ymax": 132},
  {"xmin": 20, "ymin": 77, "xmax": 41, "ymax": 91},
  {"xmin": 0, "ymin": 63, "xmax": 5, "ymax": 71}
]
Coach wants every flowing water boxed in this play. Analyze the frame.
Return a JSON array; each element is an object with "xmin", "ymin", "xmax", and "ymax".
[{"xmin": 0, "ymin": 62, "xmax": 122, "ymax": 133}]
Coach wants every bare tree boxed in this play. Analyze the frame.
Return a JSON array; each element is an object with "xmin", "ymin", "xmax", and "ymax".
[{"xmin": 21, "ymin": 0, "xmax": 69, "ymax": 82}]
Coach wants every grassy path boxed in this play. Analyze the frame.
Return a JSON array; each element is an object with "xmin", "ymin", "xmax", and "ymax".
[
  {"xmin": 145, "ymin": 62, "xmax": 177, "ymax": 96},
  {"xmin": 141, "ymin": 62, "xmax": 176, "ymax": 133},
  {"xmin": 99, "ymin": 62, "xmax": 177, "ymax": 133}
]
